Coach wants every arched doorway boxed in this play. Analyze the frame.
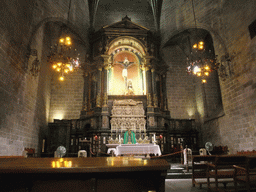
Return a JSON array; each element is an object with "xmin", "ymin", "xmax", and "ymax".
[{"xmin": 107, "ymin": 36, "xmax": 147, "ymax": 95}]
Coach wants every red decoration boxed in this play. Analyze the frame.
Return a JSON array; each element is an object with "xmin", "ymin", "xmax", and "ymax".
[
  {"xmin": 94, "ymin": 135, "xmax": 98, "ymax": 140},
  {"xmin": 159, "ymin": 135, "xmax": 163, "ymax": 139}
]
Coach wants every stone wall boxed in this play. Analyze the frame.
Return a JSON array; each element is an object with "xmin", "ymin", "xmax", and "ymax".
[
  {"xmin": 1, "ymin": 0, "xmax": 255, "ymax": 156},
  {"xmin": 94, "ymin": 0, "xmax": 156, "ymax": 31},
  {"xmin": 160, "ymin": 0, "xmax": 256, "ymax": 153},
  {"xmin": 162, "ymin": 46, "xmax": 197, "ymax": 119},
  {"xmin": 48, "ymin": 69, "xmax": 84, "ymax": 122},
  {"xmin": 0, "ymin": 0, "xmax": 89, "ymax": 156}
]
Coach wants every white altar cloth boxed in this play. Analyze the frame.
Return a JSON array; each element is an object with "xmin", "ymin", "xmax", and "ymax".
[{"xmin": 115, "ymin": 144, "xmax": 161, "ymax": 156}]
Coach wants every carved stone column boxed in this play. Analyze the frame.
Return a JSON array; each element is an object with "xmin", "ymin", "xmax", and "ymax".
[
  {"xmin": 82, "ymin": 73, "xmax": 89, "ymax": 111},
  {"xmin": 162, "ymin": 74, "xmax": 168, "ymax": 111},
  {"xmin": 146, "ymin": 68, "xmax": 152, "ymax": 95},
  {"xmin": 103, "ymin": 67, "xmax": 108, "ymax": 94},
  {"xmin": 151, "ymin": 68, "xmax": 158, "ymax": 108},
  {"xmin": 101, "ymin": 55, "xmax": 112, "ymax": 129},
  {"xmin": 97, "ymin": 67, "xmax": 102, "ymax": 100}
]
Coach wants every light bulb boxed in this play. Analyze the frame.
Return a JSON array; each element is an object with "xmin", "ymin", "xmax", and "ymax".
[
  {"xmin": 59, "ymin": 76, "xmax": 64, "ymax": 81},
  {"xmin": 202, "ymin": 79, "xmax": 207, "ymax": 83},
  {"xmin": 205, "ymin": 65, "xmax": 210, "ymax": 70},
  {"xmin": 66, "ymin": 37, "xmax": 71, "ymax": 41},
  {"xmin": 59, "ymin": 38, "xmax": 64, "ymax": 44},
  {"xmin": 57, "ymin": 62, "xmax": 62, "ymax": 67},
  {"xmin": 52, "ymin": 65, "xmax": 57, "ymax": 69},
  {"xmin": 64, "ymin": 69, "xmax": 69, "ymax": 73},
  {"xmin": 193, "ymin": 44, "xmax": 197, "ymax": 49},
  {"xmin": 205, "ymin": 72, "xmax": 209, "ymax": 76},
  {"xmin": 56, "ymin": 68, "xmax": 61, "ymax": 72},
  {"xmin": 199, "ymin": 41, "xmax": 204, "ymax": 45},
  {"xmin": 197, "ymin": 72, "xmax": 201, "ymax": 77},
  {"xmin": 193, "ymin": 66, "xmax": 201, "ymax": 74},
  {"xmin": 198, "ymin": 45, "xmax": 204, "ymax": 50}
]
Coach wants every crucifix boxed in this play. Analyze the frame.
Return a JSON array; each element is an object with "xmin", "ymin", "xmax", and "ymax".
[{"xmin": 116, "ymin": 57, "xmax": 134, "ymax": 92}]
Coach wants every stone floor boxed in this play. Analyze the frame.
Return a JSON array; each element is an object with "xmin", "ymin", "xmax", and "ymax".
[
  {"xmin": 165, "ymin": 179, "xmax": 242, "ymax": 192},
  {"xmin": 165, "ymin": 179, "xmax": 208, "ymax": 192},
  {"xmin": 165, "ymin": 162, "xmax": 240, "ymax": 192}
]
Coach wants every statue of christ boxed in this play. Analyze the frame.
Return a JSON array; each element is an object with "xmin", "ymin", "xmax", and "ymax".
[{"xmin": 116, "ymin": 57, "xmax": 134, "ymax": 92}]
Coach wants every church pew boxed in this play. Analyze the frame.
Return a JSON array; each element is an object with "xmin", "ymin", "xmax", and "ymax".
[
  {"xmin": 192, "ymin": 155, "xmax": 216, "ymax": 188},
  {"xmin": 234, "ymin": 156, "xmax": 256, "ymax": 192},
  {"xmin": 207, "ymin": 155, "xmax": 247, "ymax": 191}
]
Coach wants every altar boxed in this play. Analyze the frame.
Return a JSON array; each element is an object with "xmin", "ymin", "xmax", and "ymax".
[
  {"xmin": 116, "ymin": 144, "xmax": 161, "ymax": 156},
  {"xmin": 106, "ymin": 144, "xmax": 161, "ymax": 156}
]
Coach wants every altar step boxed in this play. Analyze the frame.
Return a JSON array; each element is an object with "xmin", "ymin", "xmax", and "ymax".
[{"xmin": 166, "ymin": 163, "xmax": 192, "ymax": 179}]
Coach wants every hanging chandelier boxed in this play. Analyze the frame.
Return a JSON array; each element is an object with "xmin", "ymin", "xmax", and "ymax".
[
  {"xmin": 186, "ymin": 0, "xmax": 218, "ymax": 83},
  {"xmin": 47, "ymin": 0, "xmax": 80, "ymax": 81},
  {"xmin": 47, "ymin": 35, "xmax": 80, "ymax": 81},
  {"xmin": 187, "ymin": 38, "xmax": 218, "ymax": 83}
]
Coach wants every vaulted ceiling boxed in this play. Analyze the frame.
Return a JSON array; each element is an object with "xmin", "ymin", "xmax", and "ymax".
[{"xmin": 88, "ymin": 0, "xmax": 163, "ymax": 32}]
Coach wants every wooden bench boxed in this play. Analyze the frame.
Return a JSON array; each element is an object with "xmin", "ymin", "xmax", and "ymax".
[
  {"xmin": 207, "ymin": 155, "xmax": 247, "ymax": 191},
  {"xmin": 192, "ymin": 155, "xmax": 216, "ymax": 188},
  {"xmin": 234, "ymin": 156, "xmax": 256, "ymax": 192}
]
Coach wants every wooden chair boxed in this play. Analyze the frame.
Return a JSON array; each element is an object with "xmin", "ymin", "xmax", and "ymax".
[
  {"xmin": 192, "ymin": 155, "xmax": 216, "ymax": 188},
  {"xmin": 207, "ymin": 155, "xmax": 247, "ymax": 191},
  {"xmin": 234, "ymin": 156, "xmax": 256, "ymax": 192}
]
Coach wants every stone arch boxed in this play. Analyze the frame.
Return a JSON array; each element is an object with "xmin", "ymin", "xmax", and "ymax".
[
  {"xmin": 107, "ymin": 36, "xmax": 148, "ymax": 95},
  {"xmin": 25, "ymin": 17, "xmax": 88, "ymax": 71},
  {"xmin": 161, "ymin": 26, "xmax": 229, "ymax": 57},
  {"xmin": 28, "ymin": 16, "xmax": 87, "ymax": 51},
  {"xmin": 162, "ymin": 27, "xmax": 224, "ymax": 121},
  {"xmin": 107, "ymin": 36, "xmax": 147, "ymax": 56}
]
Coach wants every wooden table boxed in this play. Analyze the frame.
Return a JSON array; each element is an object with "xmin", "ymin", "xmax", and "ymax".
[{"xmin": 0, "ymin": 157, "xmax": 170, "ymax": 192}]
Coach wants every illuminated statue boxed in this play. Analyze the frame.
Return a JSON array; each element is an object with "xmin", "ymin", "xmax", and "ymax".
[
  {"xmin": 127, "ymin": 79, "xmax": 134, "ymax": 95},
  {"xmin": 117, "ymin": 57, "xmax": 134, "ymax": 92},
  {"xmin": 123, "ymin": 129, "xmax": 136, "ymax": 144}
]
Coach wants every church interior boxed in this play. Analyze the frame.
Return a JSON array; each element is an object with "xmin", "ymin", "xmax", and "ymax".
[{"xmin": 0, "ymin": 0, "xmax": 256, "ymax": 191}]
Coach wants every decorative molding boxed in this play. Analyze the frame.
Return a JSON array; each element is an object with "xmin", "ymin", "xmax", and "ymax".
[
  {"xmin": 148, "ymin": 116, "xmax": 155, "ymax": 127},
  {"xmin": 96, "ymin": 93, "xmax": 101, "ymax": 107},
  {"xmin": 102, "ymin": 93, "xmax": 108, "ymax": 107},
  {"xmin": 102, "ymin": 116, "xmax": 109, "ymax": 128},
  {"xmin": 147, "ymin": 93, "xmax": 153, "ymax": 107},
  {"xmin": 110, "ymin": 99, "xmax": 146, "ymax": 133},
  {"xmin": 153, "ymin": 94, "xmax": 158, "ymax": 108}
]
